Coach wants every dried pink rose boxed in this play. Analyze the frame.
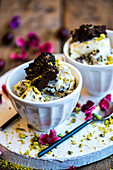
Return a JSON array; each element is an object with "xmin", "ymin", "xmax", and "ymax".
[
  {"xmin": 39, "ymin": 129, "xmax": 60, "ymax": 145},
  {"xmin": 16, "ymin": 37, "xmax": 25, "ymax": 47},
  {"xmin": 39, "ymin": 42, "xmax": 54, "ymax": 53},
  {"xmin": 105, "ymin": 94, "xmax": 111, "ymax": 102},
  {"xmin": 85, "ymin": 112, "xmax": 93, "ymax": 121},
  {"xmin": 81, "ymin": 100, "xmax": 95, "ymax": 121},
  {"xmin": 81, "ymin": 100, "xmax": 94, "ymax": 112},
  {"xmin": 69, "ymin": 166, "xmax": 77, "ymax": 170},
  {"xmin": 0, "ymin": 94, "xmax": 2, "ymax": 104},
  {"xmin": 10, "ymin": 50, "xmax": 28, "ymax": 60},
  {"xmin": 26, "ymin": 32, "xmax": 41, "ymax": 48},
  {"xmin": 84, "ymin": 105, "xmax": 96, "ymax": 121},
  {"xmin": 10, "ymin": 15, "xmax": 22, "ymax": 29},
  {"xmin": 18, "ymin": 50, "xmax": 28, "ymax": 60},
  {"xmin": 0, "ymin": 150, "xmax": 2, "ymax": 155},
  {"xmin": 2, "ymin": 84, "xmax": 9, "ymax": 97},
  {"xmin": 10, "ymin": 52, "xmax": 18, "ymax": 60},
  {"xmin": 99, "ymin": 94, "xmax": 111, "ymax": 111},
  {"xmin": 39, "ymin": 133, "xmax": 50, "ymax": 145}
]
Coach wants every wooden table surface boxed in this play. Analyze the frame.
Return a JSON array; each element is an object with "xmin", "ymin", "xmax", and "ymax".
[{"xmin": 0, "ymin": 0, "xmax": 113, "ymax": 169}]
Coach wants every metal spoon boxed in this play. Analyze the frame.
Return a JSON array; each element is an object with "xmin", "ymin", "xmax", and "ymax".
[{"xmin": 38, "ymin": 102, "xmax": 113, "ymax": 157}]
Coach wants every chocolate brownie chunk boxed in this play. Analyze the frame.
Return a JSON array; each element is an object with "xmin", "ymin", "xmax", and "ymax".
[
  {"xmin": 25, "ymin": 52, "xmax": 59, "ymax": 91},
  {"xmin": 70, "ymin": 24, "xmax": 107, "ymax": 42}
]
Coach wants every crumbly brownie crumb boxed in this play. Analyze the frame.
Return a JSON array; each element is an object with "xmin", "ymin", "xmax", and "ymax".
[
  {"xmin": 70, "ymin": 24, "xmax": 107, "ymax": 42},
  {"xmin": 25, "ymin": 52, "xmax": 59, "ymax": 91}
]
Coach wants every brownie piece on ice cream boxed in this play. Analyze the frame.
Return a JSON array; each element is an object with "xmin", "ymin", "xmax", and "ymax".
[
  {"xmin": 71, "ymin": 24, "xmax": 107, "ymax": 42},
  {"xmin": 25, "ymin": 52, "xmax": 59, "ymax": 91}
]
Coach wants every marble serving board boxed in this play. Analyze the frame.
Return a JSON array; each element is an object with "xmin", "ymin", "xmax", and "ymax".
[{"xmin": 0, "ymin": 56, "xmax": 113, "ymax": 169}]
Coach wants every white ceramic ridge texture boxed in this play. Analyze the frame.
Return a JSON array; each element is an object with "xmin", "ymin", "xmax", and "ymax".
[
  {"xmin": 6, "ymin": 54, "xmax": 82, "ymax": 131},
  {"xmin": 63, "ymin": 30, "xmax": 113, "ymax": 96}
]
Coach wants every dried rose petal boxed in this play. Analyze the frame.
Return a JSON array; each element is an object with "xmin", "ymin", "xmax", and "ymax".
[
  {"xmin": 0, "ymin": 94, "xmax": 2, "ymax": 104},
  {"xmin": 10, "ymin": 15, "xmax": 22, "ymax": 29},
  {"xmin": 39, "ymin": 129, "xmax": 60, "ymax": 145},
  {"xmin": 16, "ymin": 37, "xmax": 25, "ymax": 47},
  {"xmin": 39, "ymin": 42, "xmax": 54, "ymax": 53},
  {"xmin": 57, "ymin": 27, "xmax": 69, "ymax": 41},
  {"xmin": 18, "ymin": 50, "xmax": 28, "ymax": 60},
  {"xmin": 76, "ymin": 102, "xmax": 81, "ymax": 108},
  {"xmin": 99, "ymin": 94, "xmax": 111, "ymax": 111},
  {"xmin": 69, "ymin": 166, "xmax": 77, "ymax": 170},
  {"xmin": 84, "ymin": 105, "xmax": 95, "ymax": 120},
  {"xmin": 85, "ymin": 105, "xmax": 96, "ymax": 114},
  {"xmin": 2, "ymin": 31, "xmax": 14, "ymax": 45},
  {"xmin": 39, "ymin": 133, "xmax": 49, "ymax": 145},
  {"xmin": 2, "ymin": 84, "xmax": 9, "ymax": 97},
  {"xmin": 10, "ymin": 52, "xmax": 19, "ymax": 60},
  {"xmin": 51, "ymin": 136, "xmax": 60, "ymax": 144},
  {"xmin": 85, "ymin": 112, "xmax": 93, "ymax": 121},
  {"xmin": 81, "ymin": 100, "xmax": 94, "ymax": 112},
  {"xmin": 105, "ymin": 94, "xmax": 111, "ymax": 102},
  {"xmin": 26, "ymin": 32, "xmax": 41, "ymax": 48},
  {"xmin": 81, "ymin": 100, "xmax": 95, "ymax": 121},
  {"xmin": 0, "ymin": 150, "xmax": 2, "ymax": 155},
  {"xmin": 49, "ymin": 129, "xmax": 57, "ymax": 139},
  {"xmin": 10, "ymin": 50, "xmax": 28, "ymax": 60}
]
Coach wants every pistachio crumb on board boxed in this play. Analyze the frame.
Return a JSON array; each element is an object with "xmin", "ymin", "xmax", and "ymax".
[{"xmin": 68, "ymin": 150, "xmax": 73, "ymax": 155}]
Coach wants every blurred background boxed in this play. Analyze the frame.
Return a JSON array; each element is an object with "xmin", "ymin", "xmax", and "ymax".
[{"xmin": 0, "ymin": 0, "xmax": 113, "ymax": 76}]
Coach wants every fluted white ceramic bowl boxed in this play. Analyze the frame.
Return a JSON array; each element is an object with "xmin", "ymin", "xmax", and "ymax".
[
  {"xmin": 63, "ymin": 30, "xmax": 113, "ymax": 96},
  {"xmin": 6, "ymin": 54, "xmax": 82, "ymax": 131}
]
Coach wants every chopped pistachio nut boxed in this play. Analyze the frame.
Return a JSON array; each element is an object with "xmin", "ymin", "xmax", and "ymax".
[
  {"xmin": 17, "ymin": 139, "xmax": 25, "ymax": 144},
  {"xmin": 71, "ymin": 113, "xmax": 76, "ymax": 116},
  {"xmin": 65, "ymin": 130, "xmax": 69, "ymax": 134},
  {"xmin": 67, "ymin": 123, "xmax": 71, "ymax": 125},
  {"xmin": 100, "ymin": 33, "xmax": 105, "ymax": 39},
  {"xmin": 86, "ymin": 133, "xmax": 93, "ymax": 140},
  {"xmin": 110, "ymin": 136, "xmax": 113, "ymax": 141},
  {"xmin": 80, "ymin": 150, "xmax": 83, "ymax": 152},
  {"xmin": 16, "ymin": 127, "xmax": 26, "ymax": 132},
  {"xmin": 47, "ymin": 151, "xmax": 52, "ymax": 155},
  {"xmin": 107, "ymin": 56, "xmax": 112, "ymax": 61},
  {"xmin": 71, "ymin": 118, "xmax": 76, "ymax": 123},
  {"xmin": 71, "ymin": 140, "xmax": 76, "ymax": 145},
  {"xmin": 93, "ymin": 113, "xmax": 101, "ymax": 120},
  {"xmin": 75, "ymin": 107, "xmax": 81, "ymax": 114},
  {"xmin": 0, "ymin": 159, "xmax": 33, "ymax": 169},
  {"xmin": 78, "ymin": 143, "xmax": 83, "ymax": 148},
  {"xmin": 99, "ymin": 134, "xmax": 105, "ymax": 137},
  {"xmin": 19, "ymin": 133, "xmax": 27, "ymax": 139},
  {"xmin": 68, "ymin": 150, "xmax": 73, "ymax": 155},
  {"xmin": 104, "ymin": 117, "xmax": 113, "ymax": 125},
  {"xmin": 23, "ymin": 150, "xmax": 30, "ymax": 156}
]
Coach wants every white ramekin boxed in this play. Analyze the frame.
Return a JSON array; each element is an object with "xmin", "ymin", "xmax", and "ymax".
[
  {"xmin": 6, "ymin": 54, "xmax": 82, "ymax": 131},
  {"xmin": 63, "ymin": 30, "xmax": 113, "ymax": 96}
]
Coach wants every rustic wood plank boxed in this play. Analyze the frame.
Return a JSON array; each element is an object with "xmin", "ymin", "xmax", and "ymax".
[
  {"xmin": 64, "ymin": 0, "xmax": 113, "ymax": 31},
  {"xmin": 0, "ymin": 0, "xmax": 61, "ymax": 76}
]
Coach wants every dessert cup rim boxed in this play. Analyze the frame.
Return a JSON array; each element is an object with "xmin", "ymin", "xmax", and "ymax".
[
  {"xmin": 63, "ymin": 29, "xmax": 113, "ymax": 69},
  {"xmin": 6, "ymin": 57, "xmax": 82, "ymax": 105}
]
